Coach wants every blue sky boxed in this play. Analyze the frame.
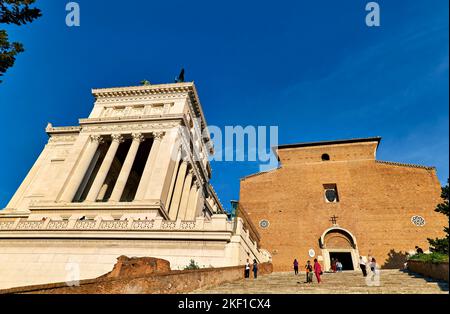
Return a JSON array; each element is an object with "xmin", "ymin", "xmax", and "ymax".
[{"xmin": 0, "ymin": 0, "xmax": 448, "ymax": 210}]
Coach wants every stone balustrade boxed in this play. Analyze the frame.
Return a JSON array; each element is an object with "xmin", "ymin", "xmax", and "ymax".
[
  {"xmin": 0, "ymin": 215, "xmax": 236, "ymax": 233},
  {"xmin": 0, "ymin": 215, "xmax": 269, "ymax": 265}
]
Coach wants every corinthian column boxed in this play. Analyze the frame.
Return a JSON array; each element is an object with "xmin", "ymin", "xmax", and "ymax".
[
  {"xmin": 185, "ymin": 181, "xmax": 200, "ymax": 221},
  {"xmin": 59, "ymin": 135, "xmax": 104, "ymax": 203},
  {"xmin": 164, "ymin": 148, "xmax": 182, "ymax": 209},
  {"xmin": 109, "ymin": 133, "xmax": 145, "ymax": 202},
  {"xmin": 168, "ymin": 160, "xmax": 188, "ymax": 220},
  {"xmin": 134, "ymin": 132, "xmax": 164, "ymax": 201},
  {"xmin": 177, "ymin": 169, "xmax": 194, "ymax": 220},
  {"xmin": 85, "ymin": 134, "xmax": 124, "ymax": 202}
]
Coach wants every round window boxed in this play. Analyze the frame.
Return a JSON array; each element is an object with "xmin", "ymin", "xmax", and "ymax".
[
  {"xmin": 322, "ymin": 154, "xmax": 330, "ymax": 161},
  {"xmin": 259, "ymin": 220, "xmax": 270, "ymax": 229},
  {"xmin": 411, "ymin": 215, "xmax": 426, "ymax": 227}
]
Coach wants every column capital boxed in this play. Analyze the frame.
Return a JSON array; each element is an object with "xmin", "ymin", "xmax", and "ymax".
[
  {"xmin": 90, "ymin": 135, "xmax": 104, "ymax": 144},
  {"xmin": 153, "ymin": 131, "xmax": 165, "ymax": 140},
  {"xmin": 111, "ymin": 134, "xmax": 125, "ymax": 143},
  {"xmin": 132, "ymin": 133, "xmax": 145, "ymax": 143},
  {"xmin": 181, "ymin": 159, "xmax": 189, "ymax": 166}
]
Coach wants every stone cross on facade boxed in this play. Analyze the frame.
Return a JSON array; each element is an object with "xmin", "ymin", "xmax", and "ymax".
[{"xmin": 330, "ymin": 215, "xmax": 339, "ymax": 226}]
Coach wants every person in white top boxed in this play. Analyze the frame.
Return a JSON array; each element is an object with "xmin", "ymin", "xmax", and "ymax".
[
  {"xmin": 336, "ymin": 260, "xmax": 343, "ymax": 272},
  {"xmin": 244, "ymin": 259, "xmax": 250, "ymax": 279},
  {"xmin": 359, "ymin": 256, "xmax": 367, "ymax": 277}
]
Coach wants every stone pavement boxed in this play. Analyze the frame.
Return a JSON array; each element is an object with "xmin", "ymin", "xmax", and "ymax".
[{"xmin": 192, "ymin": 270, "xmax": 449, "ymax": 294}]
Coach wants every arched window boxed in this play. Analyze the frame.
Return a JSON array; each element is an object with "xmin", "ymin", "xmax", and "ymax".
[
  {"xmin": 322, "ymin": 153, "xmax": 330, "ymax": 161},
  {"xmin": 323, "ymin": 184, "xmax": 339, "ymax": 203}
]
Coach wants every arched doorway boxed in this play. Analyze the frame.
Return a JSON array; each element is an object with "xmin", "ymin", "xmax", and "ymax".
[{"xmin": 319, "ymin": 227, "xmax": 360, "ymax": 271}]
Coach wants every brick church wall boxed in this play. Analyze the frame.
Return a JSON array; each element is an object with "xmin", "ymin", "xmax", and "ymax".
[{"xmin": 239, "ymin": 140, "xmax": 447, "ymax": 272}]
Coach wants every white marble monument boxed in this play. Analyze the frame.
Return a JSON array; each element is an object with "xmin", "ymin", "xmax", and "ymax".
[{"xmin": 0, "ymin": 82, "xmax": 270, "ymax": 290}]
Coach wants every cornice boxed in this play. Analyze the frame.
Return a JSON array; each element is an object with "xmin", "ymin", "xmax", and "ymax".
[
  {"xmin": 80, "ymin": 121, "xmax": 182, "ymax": 134},
  {"xmin": 46, "ymin": 125, "xmax": 81, "ymax": 135},
  {"xmin": 79, "ymin": 114, "xmax": 184, "ymax": 126},
  {"xmin": 91, "ymin": 82, "xmax": 196, "ymax": 99},
  {"xmin": 376, "ymin": 160, "xmax": 436, "ymax": 171}
]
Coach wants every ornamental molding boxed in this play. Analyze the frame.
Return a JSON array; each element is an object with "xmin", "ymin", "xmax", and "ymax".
[
  {"xmin": 47, "ymin": 220, "xmax": 69, "ymax": 230},
  {"xmin": 111, "ymin": 134, "xmax": 125, "ymax": 143},
  {"xmin": 0, "ymin": 221, "xmax": 15, "ymax": 230},
  {"xmin": 89, "ymin": 134, "xmax": 105, "ymax": 144},
  {"xmin": 132, "ymin": 133, "xmax": 145, "ymax": 142},
  {"xmin": 46, "ymin": 126, "xmax": 82, "ymax": 135},
  {"xmin": 376, "ymin": 160, "xmax": 435, "ymax": 171},
  {"xmin": 48, "ymin": 135, "xmax": 78, "ymax": 143},
  {"xmin": 81, "ymin": 122, "xmax": 180, "ymax": 134},
  {"xmin": 94, "ymin": 95, "xmax": 187, "ymax": 107},
  {"xmin": 153, "ymin": 131, "xmax": 165, "ymax": 140},
  {"xmin": 91, "ymin": 82, "xmax": 208, "ymax": 131},
  {"xmin": 92, "ymin": 83, "xmax": 195, "ymax": 100}
]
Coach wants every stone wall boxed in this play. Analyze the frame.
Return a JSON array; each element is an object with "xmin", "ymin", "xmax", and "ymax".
[
  {"xmin": 100, "ymin": 256, "xmax": 171, "ymax": 279},
  {"xmin": 0, "ymin": 263, "xmax": 273, "ymax": 294},
  {"xmin": 408, "ymin": 260, "xmax": 449, "ymax": 282},
  {"xmin": 0, "ymin": 214, "xmax": 270, "ymax": 290}
]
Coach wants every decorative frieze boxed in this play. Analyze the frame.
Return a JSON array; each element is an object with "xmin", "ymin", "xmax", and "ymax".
[
  {"xmin": 46, "ymin": 125, "xmax": 82, "ymax": 134},
  {"xmin": 100, "ymin": 103, "xmax": 174, "ymax": 119},
  {"xmin": 16, "ymin": 221, "xmax": 44, "ymax": 230},
  {"xmin": 131, "ymin": 220, "xmax": 155, "ymax": 230},
  {"xmin": 48, "ymin": 135, "xmax": 78, "ymax": 143},
  {"xmin": 99, "ymin": 220, "xmax": 129, "ymax": 230},
  {"xmin": 0, "ymin": 216, "xmax": 237, "ymax": 234},
  {"xmin": 180, "ymin": 221, "xmax": 196, "ymax": 230},
  {"xmin": 0, "ymin": 221, "xmax": 15, "ymax": 230},
  {"xmin": 161, "ymin": 221, "xmax": 177, "ymax": 230},
  {"xmin": 92, "ymin": 83, "xmax": 193, "ymax": 103},
  {"xmin": 74, "ymin": 220, "xmax": 97, "ymax": 230},
  {"xmin": 80, "ymin": 122, "xmax": 180, "ymax": 134},
  {"xmin": 94, "ymin": 94, "xmax": 186, "ymax": 104},
  {"xmin": 47, "ymin": 220, "xmax": 69, "ymax": 230}
]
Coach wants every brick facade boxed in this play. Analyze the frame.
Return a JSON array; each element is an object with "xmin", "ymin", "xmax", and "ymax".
[{"xmin": 239, "ymin": 138, "xmax": 447, "ymax": 272}]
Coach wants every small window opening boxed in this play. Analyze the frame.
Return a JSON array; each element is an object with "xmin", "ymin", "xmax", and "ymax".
[{"xmin": 323, "ymin": 184, "xmax": 339, "ymax": 203}]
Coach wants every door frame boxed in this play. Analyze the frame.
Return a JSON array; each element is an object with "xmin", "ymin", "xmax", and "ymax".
[
  {"xmin": 323, "ymin": 248, "xmax": 360, "ymax": 271},
  {"xmin": 320, "ymin": 227, "xmax": 360, "ymax": 271}
]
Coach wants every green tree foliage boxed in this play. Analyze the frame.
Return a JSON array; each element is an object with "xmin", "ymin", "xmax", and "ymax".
[
  {"xmin": 428, "ymin": 179, "xmax": 449, "ymax": 255},
  {"xmin": 183, "ymin": 259, "xmax": 200, "ymax": 270},
  {"xmin": 0, "ymin": 0, "xmax": 41, "ymax": 82}
]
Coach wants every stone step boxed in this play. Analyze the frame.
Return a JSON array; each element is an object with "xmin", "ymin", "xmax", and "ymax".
[{"xmin": 192, "ymin": 270, "xmax": 448, "ymax": 294}]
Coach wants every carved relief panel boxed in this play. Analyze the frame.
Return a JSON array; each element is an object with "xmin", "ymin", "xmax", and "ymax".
[{"xmin": 100, "ymin": 103, "xmax": 174, "ymax": 119}]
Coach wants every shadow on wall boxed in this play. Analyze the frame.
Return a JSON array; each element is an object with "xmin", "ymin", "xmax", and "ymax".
[{"xmin": 382, "ymin": 249, "xmax": 408, "ymax": 269}]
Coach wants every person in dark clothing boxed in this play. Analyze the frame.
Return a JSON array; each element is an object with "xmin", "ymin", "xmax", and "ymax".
[
  {"xmin": 370, "ymin": 258, "xmax": 376, "ymax": 272},
  {"xmin": 305, "ymin": 260, "xmax": 313, "ymax": 283},
  {"xmin": 293, "ymin": 259, "xmax": 299, "ymax": 275},
  {"xmin": 415, "ymin": 246, "xmax": 424, "ymax": 254},
  {"xmin": 252, "ymin": 259, "xmax": 258, "ymax": 279},
  {"xmin": 370, "ymin": 257, "xmax": 377, "ymax": 282},
  {"xmin": 359, "ymin": 256, "xmax": 367, "ymax": 277},
  {"xmin": 331, "ymin": 258, "xmax": 336, "ymax": 272}
]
